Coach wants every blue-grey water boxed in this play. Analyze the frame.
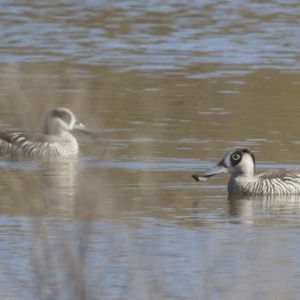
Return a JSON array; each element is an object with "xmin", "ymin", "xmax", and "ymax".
[{"xmin": 0, "ymin": 0, "xmax": 300, "ymax": 299}]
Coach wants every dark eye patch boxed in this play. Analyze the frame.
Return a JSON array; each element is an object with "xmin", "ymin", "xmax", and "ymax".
[
  {"xmin": 230, "ymin": 151, "xmax": 243, "ymax": 166},
  {"xmin": 232, "ymin": 153, "xmax": 240, "ymax": 160},
  {"xmin": 61, "ymin": 112, "xmax": 71, "ymax": 122},
  {"xmin": 51, "ymin": 109, "xmax": 62, "ymax": 119},
  {"xmin": 51, "ymin": 110, "xmax": 71, "ymax": 125}
]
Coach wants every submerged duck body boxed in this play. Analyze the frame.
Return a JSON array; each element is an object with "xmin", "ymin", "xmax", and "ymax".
[
  {"xmin": 0, "ymin": 107, "xmax": 86, "ymax": 157},
  {"xmin": 192, "ymin": 147, "xmax": 300, "ymax": 195}
]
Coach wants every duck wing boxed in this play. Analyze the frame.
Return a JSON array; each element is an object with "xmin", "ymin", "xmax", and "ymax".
[
  {"xmin": 257, "ymin": 169, "xmax": 300, "ymax": 182},
  {"xmin": 0, "ymin": 132, "xmax": 54, "ymax": 144}
]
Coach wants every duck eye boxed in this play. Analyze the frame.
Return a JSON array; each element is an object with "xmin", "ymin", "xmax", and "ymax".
[
  {"xmin": 61, "ymin": 113, "xmax": 70, "ymax": 122},
  {"xmin": 232, "ymin": 154, "xmax": 240, "ymax": 160}
]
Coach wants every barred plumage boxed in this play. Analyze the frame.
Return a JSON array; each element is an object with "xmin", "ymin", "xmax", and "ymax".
[
  {"xmin": 192, "ymin": 147, "xmax": 300, "ymax": 195},
  {"xmin": 0, "ymin": 108, "xmax": 85, "ymax": 158}
]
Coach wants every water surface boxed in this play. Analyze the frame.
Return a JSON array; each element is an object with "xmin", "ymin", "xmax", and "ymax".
[{"xmin": 0, "ymin": 0, "xmax": 300, "ymax": 299}]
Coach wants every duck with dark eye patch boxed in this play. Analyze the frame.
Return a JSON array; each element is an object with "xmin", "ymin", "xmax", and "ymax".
[
  {"xmin": 192, "ymin": 147, "xmax": 300, "ymax": 195},
  {"xmin": 0, "ymin": 107, "xmax": 94, "ymax": 157}
]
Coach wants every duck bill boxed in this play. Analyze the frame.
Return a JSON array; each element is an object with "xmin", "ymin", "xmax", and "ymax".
[
  {"xmin": 73, "ymin": 122, "xmax": 100, "ymax": 139},
  {"xmin": 73, "ymin": 121, "xmax": 85, "ymax": 131},
  {"xmin": 192, "ymin": 161, "xmax": 228, "ymax": 182}
]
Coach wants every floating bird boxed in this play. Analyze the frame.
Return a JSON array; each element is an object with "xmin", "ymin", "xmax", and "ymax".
[
  {"xmin": 0, "ymin": 107, "xmax": 88, "ymax": 157},
  {"xmin": 192, "ymin": 147, "xmax": 300, "ymax": 195}
]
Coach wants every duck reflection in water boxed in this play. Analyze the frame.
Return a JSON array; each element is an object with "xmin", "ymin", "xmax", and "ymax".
[
  {"xmin": 228, "ymin": 193, "xmax": 300, "ymax": 225},
  {"xmin": 42, "ymin": 158, "xmax": 79, "ymax": 216}
]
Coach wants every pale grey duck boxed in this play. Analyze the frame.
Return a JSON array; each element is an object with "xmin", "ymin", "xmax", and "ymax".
[
  {"xmin": 192, "ymin": 147, "xmax": 300, "ymax": 195},
  {"xmin": 0, "ymin": 107, "xmax": 86, "ymax": 157}
]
